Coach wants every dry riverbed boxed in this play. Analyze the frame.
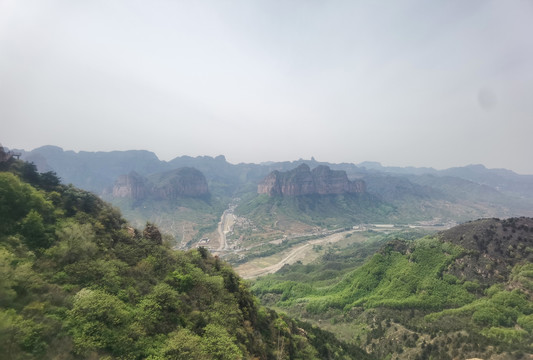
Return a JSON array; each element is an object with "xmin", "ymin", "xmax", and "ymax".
[{"xmin": 236, "ymin": 230, "xmax": 368, "ymax": 279}]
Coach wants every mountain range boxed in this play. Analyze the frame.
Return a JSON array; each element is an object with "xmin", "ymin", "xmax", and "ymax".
[
  {"xmin": 14, "ymin": 145, "xmax": 533, "ymax": 247},
  {"xmin": 4, "ymin": 145, "xmax": 533, "ymax": 359}
]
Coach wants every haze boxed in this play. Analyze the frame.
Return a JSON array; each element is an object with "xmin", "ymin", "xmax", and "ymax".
[{"xmin": 1, "ymin": 1, "xmax": 532, "ymax": 173}]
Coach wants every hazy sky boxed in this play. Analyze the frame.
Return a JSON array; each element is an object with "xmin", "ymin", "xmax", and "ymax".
[{"xmin": 1, "ymin": 1, "xmax": 533, "ymax": 173}]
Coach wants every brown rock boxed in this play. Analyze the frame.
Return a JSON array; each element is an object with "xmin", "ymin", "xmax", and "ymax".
[
  {"xmin": 258, "ymin": 164, "xmax": 365, "ymax": 196},
  {"xmin": 112, "ymin": 171, "xmax": 148, "ymax": 199},
  {"xmin": 112, "ymin": 167, "xmax": 209, "ymax": 200},
  {"xmin": 151, "ymin": 167, "xmax": 209, "ymax": 199}
]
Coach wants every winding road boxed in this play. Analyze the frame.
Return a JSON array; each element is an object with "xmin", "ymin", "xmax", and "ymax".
[
  {"xmin": 216, "ymin": 209, "xmax": 235, "ymax": 251},
  {"xmin": 238, "ymin": 230, "xmax": 356, "ymax": 279}
]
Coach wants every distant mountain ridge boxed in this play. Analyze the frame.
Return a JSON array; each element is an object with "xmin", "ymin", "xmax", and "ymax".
[
  {"xmin": 14, "ymin": 146, "xmax": 533, "ymax": 237},
  {"xmin": 113, "ymin": 168, "xmax": 209, "ymax": 200}
]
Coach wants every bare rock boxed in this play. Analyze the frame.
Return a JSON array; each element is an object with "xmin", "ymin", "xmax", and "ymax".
[{"xmin": 258, "ymin": 164, "xmax": 366, "ymax": 196}]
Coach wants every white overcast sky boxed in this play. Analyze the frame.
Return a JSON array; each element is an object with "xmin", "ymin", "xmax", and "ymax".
[{"xmin": 1, "ymin": 1, "xmax": 533, "ymax": 173}]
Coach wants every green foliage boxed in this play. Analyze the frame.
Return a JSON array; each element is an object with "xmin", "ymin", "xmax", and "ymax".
[
  {"xmin": 47, "ymin": 221, "xmax": 98, "ymax": 265},
  {"xmin": 156, "ymin": 328, "xmax": 207, "ymax": 359},
  {"xmin": 0, "ymin": 172, "xmax": 54, "ymax": 235},
  {"xmin": 481, "ymin": 326, "xmax": 528, "ymax": 345},
  {"xmin": 517, "ymin": 314, "xmax": 533, "ymax": 333},
  {"xmin": 67, "ymin": 288, "xmax": 136, "ymax": 356},
  {"xmin": 262, "ymin": 237, "xmax": 473, "ymax": 313},
  {"xmin": 20, "ymin": 210, "xmax": 51, "ymax": 250},
  {"xmin": 0, "ymin": 161, "xmax": 366, "ymax": 359},
  {"xmin": 253, "ymin": 225, "xmax": 533, "ymax": 357},
  {"xmin": 201, "ymin": 324, "xmax": 243, "ymax": 360}
]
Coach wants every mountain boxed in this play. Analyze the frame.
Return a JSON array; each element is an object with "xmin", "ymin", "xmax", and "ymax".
[
  {"xmin": 15, "ymin": 146, "xmax": 533, "ymax": 248},
  {"xmin": 251, "ymin": 218, "xmax": 533, "ymax": 359},
  {"xmin": 108, "ymin": 168, "xmax": 220, "ymax": 248},
  {"xmin": 440, "ymin": 164, "xmax": 533, "ymax": 201},
  {"xmin": 113, "ymin": 171, "xmax": 150, "ymax": 199},
  {"xmin": 19, "ymin": 145, "xmax": 163, "ymax": 193},
  {"xmin": 357, "ymin": 161, "xmax": 533, "ymax": 201},
  {"xmin": 360, "ymin": 173, "xmax": 533, "ymax": 223},
  {"xmin": 113, "ymin": 168, "xmax": 210, "ymax": 200},
  {"xmin": 0, "ymin": 156, "xmax": 370, "ymax": 359},
  {"xmin": 258, "ymin": 164, "xmax": 365, "ymax": 196}
]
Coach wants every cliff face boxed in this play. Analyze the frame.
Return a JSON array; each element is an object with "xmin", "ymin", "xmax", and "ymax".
[
  {"xmin": 258, "ymin": 164, "xmax": 366, "ymax": 196},
  {"xmin": 113, "ymin": 171, "xmax": 149, "ymax": 199},
  {"xmin": 151, "ymin": 167, "xmax": 209, "ymax": 199},
  {"xmin": 112, "ymin": 167, "xmax": 209, "ymax": 199}
]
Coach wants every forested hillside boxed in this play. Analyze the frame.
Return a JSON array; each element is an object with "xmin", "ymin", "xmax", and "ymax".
[
  {"xmin": 0, "ymin": 158, "xmax": 369, "ymax": 359},
  {"xmin": 252, "ymin": 220, "xmax": 533, "ymax": 359}
]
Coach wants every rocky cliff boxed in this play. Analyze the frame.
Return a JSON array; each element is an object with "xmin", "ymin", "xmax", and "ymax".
[
  {"xmin": 113, "ymin": 171, "xmax": 149, "ymax": 199},
  {"xmin": 112, "ymin": 167, "xmax": 209, "ymax": 199},
  {"xmin": 258, "ymin": 164, "xmax": 365, "ymax": 196},
  {"xmin": 150, "ymin": 167, "xmax": 209, "ymax": 199}
]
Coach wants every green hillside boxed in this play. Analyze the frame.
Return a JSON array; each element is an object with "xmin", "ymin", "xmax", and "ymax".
[
  {"xmin": 0, "ymin": 159, "xmax": 370, "ymax": 359},
  {"xmin": 252, "ymin": 220, "xmax": 533, "ymax": 359},
  {"xmin": 237, "ymin": 193, "xmax": 395, "ymax": 230}
]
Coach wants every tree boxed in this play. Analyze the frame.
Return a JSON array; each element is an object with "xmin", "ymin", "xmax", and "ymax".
[
  {"xmin": 67, "ymin": 288, "xmax": 135, "ymax": 356},
  {"xmin": 20, "ymin": 210, "xmax": 50, "ymax": 250},
  {"xmin": 201, "ymin": 324, "xmax": 243, "ymax": 360}
]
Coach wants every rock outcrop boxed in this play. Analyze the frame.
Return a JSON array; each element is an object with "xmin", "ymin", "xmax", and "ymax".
[
  {"xmin": 258, "ymin": 164, "xmax": 365, "ymax": 196},
  {"xmin": 112, "ymin": 167, "xmax": 209, "ymax": 199},
  {"xmin": 113, "ymin": 171, "xmax": 149, "ymax": 199},
  {"xmin": 151, "ymin": 167, "xmax": 209, "ymax": 199}
]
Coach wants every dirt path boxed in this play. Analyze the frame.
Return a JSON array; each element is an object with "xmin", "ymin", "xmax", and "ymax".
[
  {"xmin": 216, "ymin": 212, "xmax": 226, "ymax": 251},
  {"xmin": 216, "ymin": 210, "xmax": 236, "ymax": 251},
  {"xmin": 237, "ymin": 230, "xmax": 356, "ymax": 279}
]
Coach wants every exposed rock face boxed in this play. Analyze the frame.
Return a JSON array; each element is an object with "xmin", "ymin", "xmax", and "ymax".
[
  {"xmin": 151, "ymin": 167, "xmax": 209, "ymax": 199},
  {"xmin": 258, "ymin": 164, "xmax": 366, "ymax": 196},
  {"xmin": 112, "ymin": 167, "xmax": 209, "ymax": 199},
  {"xmin": 113, "ymin": 171, "xmax": 148, "ymax": 199},
  {"xmin": 312, "ymin": 165, "xmax": 365, "ymax": 194},
  {"xmin": 143, "ymin": 223, "xmax": 162, "ymax": 245}
]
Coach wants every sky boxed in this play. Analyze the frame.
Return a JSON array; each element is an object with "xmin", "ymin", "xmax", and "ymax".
[{"xmin": 1, "ymin": 1, "xmax": 533, "ymax": 174}]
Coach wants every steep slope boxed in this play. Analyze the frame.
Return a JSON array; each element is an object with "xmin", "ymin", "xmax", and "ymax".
[
  {"xmin": 108, "ymin": 168, "xmax": 222, "ymax": 247},
  {"xmin": 258, "ymin": 164, "xmax": 365, "ymax": 196},
  {"xmin": 0, "ymin": 158, "xmax": 371, "ymax": 360},
  {"xmin": 252, "ymin": 218, "xmax": 533, "ymax": 359},
  {"xmin": 236, "ymin": 165, "xmax": 392, "ymax": 236}
]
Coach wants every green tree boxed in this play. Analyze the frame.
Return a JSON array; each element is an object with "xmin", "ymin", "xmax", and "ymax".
[
  {"xmin": 158, "ymin": 328, "xmax": 207, "ymax": 360},
  {"xmin": 20, "ymin": 210, "xmax": 50, "ymax": 250},
  {"xmin": 66, "ymin": 288, "xmax": 135, "ymax": 356},
  {"xmin": 0, "ymin": 172, "xmax": 52, "ymax": 235},
  {"xmin": 47, "ymin": 221, "xmax": 97, "ymax": 264},
  {"xmin": 201, "ymin": 324, "xmax": 243, "ymax": 360}
]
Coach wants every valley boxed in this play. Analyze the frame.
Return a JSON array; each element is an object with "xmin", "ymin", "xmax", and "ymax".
[
  {"xmin": 5, "ymin": 145, "xmax": 533, "ymax": 359},
  {"xmin": 3, "ymin": 2, "xmax": 532, "ymax": 358},
  {"xmin": 232, "ymin": 224, "xmax": 450, "ymax": 279}
]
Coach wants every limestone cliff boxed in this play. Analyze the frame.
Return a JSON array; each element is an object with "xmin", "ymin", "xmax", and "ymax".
[
  {"xmin": 258, "ymin": 164, "xmax": 365, "ymax": 196},
  {"xmin": 112, "ymin": 167, "xmax": 209, "ymax": 199},
  {"xmin": 151, "ymin": 167, "xmax": 209, "ymax": 199},
  {"xmin": 113, "ymin": 171, "xmax": 149, "ymax": 199}
]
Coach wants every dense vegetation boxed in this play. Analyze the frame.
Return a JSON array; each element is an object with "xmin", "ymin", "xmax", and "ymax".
[
  {"xmin": 252, "ymin": 223, "xmax": 533, "ymax": 359},
  {"xmin": 0, "ymin": 159, "xmax": 370, "ymax": 359}
]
